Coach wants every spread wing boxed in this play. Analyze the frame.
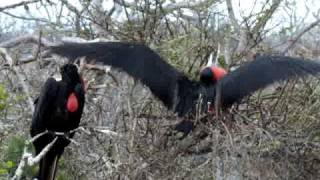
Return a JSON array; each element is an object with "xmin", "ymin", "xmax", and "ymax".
[
  {"xmin": 30, "ymin": 77, "xmax": 59, "ymax": 136},
  {"xmin": 218, "ymin": 55, "xmax": 320, "ymax": 108},
  {"xmin": 49, "ymin": 42, "xmax": 197, "ymax": 115}
]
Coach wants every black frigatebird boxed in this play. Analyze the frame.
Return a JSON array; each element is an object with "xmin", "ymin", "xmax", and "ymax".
[
  {"xmin": 31, "ymin": 64, "xmax": 85, "ymax": 180},
  {"xmin": 48, "ymin": 42, "xmax": 320, "ymax": 133}
]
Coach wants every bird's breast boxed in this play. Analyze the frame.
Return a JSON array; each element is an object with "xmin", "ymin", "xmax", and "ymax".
[{"xmin": 46, "ymin": 105, "xmax": 81, "ymax": 132}]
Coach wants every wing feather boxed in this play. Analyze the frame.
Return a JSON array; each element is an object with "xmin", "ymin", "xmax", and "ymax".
[
  {"xmin": 50, "ymin": 42, "xmax": 195, "ymax": 113},
  {"xmin": 31, "ymin": 77, "xmax": 59, "ymax": 137},
  {"xmin": 218, "ymin": 55, "xmax": 320, "ymax": 107}
]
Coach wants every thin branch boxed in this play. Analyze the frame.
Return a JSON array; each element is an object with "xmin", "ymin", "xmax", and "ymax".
[
  {"xmin": 11, "ymin": 136, "xmax": 58, "ymax": 180},
  {"xmin": 28, "ymin": 137, "xmax": 58, "ymax": 166},
  {"xmin": 94, "ymin": 128, "xmax": 119, "ymax": 137},
  {"xmin": 226, "ymin": 0, "xmax": 239, "ymax": 33},
  {"xmin": 59, "ymin": 0, "xmax": 81, "ymax": 16},
  {"xmin": 0, "ymin": 48, "xmax": 35, "ymax": 112},
  {"xmin": 282, "ymin": 18, "xmax": 320, "ymax": 54},
  {"xmin": 0, "ymin": 35, "xmax": 54, "ymax": 48},
  {"xmin": 0, "ymin": 0, "xmax": 40, "ymax": 12},
  {"xmin": 0, "ymin": 10, "xmax": 58, "ymax": 25},
  {"xmin": 114, "ymin": 0, "xmax": 213, "ymax": 13}
]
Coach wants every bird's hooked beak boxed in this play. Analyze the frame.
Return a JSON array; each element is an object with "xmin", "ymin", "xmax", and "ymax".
[{"xmin": 206, "ymin": 53, "xmax": 214, "ymax": 67}]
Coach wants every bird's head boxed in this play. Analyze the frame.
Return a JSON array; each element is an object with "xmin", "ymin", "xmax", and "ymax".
[
  {"xmin": 60, "ymin": 64, "xmax": 87, "ymax": 113},
  {"xmin": 200, "ymin": 66, "xmax": 227, "ymax": 85},
  {"xmin": 200, "ymin": 53, "xmax": 227, "ymax": 85},
  {"xmin": 60, "ymin": 64, "xmax": 87, "ymax": 91},
  {"xmin": 61, "ymin": 64, "xmax": 80, "ymax": 81}
]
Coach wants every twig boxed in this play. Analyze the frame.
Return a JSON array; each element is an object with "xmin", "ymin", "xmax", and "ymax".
[
  {"xmin": 11, "ymin": 125, "xmax": 87, "ymax": 180},
  {"xmin": 0, "ymin": 10, "xmax": 58, "ymax": 25},
  {"xmin": 0, "ymin": 0, "xmax": 40, "ymax": 12},
  {"xmin": 11, "ymin": 136, "xmax": 58, "ymax": 180},
  {"xmin": 0, "ymin": 48, "xmax": 35, "ymax": 112},
  {"xmin": 226, "ymin": 0, "xmax": 240, "ymax": 33},
  {"xmin": 215, "ymin": 43, "xmax": 221, "ymax": 66},
  {"xmin": 29, "ymin": 130, "xmax": 49, "ymax": 143},
  {"xmin": 282, "ymin": 18, "xmax": 320, "ymax": 54},
  {"xmin": 94, "ymin": 128, "xmax": 119, "ymax": 137},
  {"xmin": 0, "ymin": 35, "xmax": 53, "ymax": 48},
  {"xmin": 28, "ymin": 137, "xmax": 58, "ymax": 166},
  {"xmin": 220, "ymin": 121, "xmax": 234, "ymax": 147},
  {"xmin": 114, "ymin": 0, "xmax": 212, "ymax": 13}
]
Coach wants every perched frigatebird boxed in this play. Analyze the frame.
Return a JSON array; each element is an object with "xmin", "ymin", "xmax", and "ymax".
[
  {"xmin": 31, "ymin": 64, "xmax": 85, "ymax": 180},
  {"xmin": 49, "ymin": 42, "xmax": 320, "ymax": 133}
]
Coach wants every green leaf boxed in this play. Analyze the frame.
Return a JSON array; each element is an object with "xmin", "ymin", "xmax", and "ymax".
[
  {"xmin": 6, "ymin": 161, "xmax": 15, "ymax": 168},
  {"xmin": 0, "ymin": 84, "xmax": 8, "ymax": 112},
  {"xmin": 0, "ymin": 168, "xmax": 8, "ymax": 175}
]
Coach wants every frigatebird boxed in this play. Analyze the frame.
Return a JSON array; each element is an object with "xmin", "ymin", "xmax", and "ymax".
[
  {"xmin": 48, "ymin": 42, "xmax": 320, "ymax": 133},
  {"xmin": 31, "ymin": 64, "xmax": 85, "ymax": 180}
]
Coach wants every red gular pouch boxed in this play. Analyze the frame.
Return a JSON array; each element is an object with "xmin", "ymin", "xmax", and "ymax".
[
  {"xmin": 207, "ymin": 102, "xmax": 215, "ymax": 113},
  {"xmin": 67, "ymin": 93, "xmax": 79, "ymax": 112},
  {"xmin": 211, "ymin": 66, "xmax": 227, "ymax": 81}
]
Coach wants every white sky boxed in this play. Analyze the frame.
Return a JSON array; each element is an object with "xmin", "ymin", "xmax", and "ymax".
[
  {"xmin": 0, "ymin": 0, "xmax": 319, "ymax": 32},
  {"xmin": 0, "ymin": 0, "xmax": 22, "ymax": 6},
  {"xmin": 0, "ymin": 0, "xmax": 317, "ymax": 14}
]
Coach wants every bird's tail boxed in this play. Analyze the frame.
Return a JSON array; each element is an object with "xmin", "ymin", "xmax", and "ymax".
[{"xmin": 36, "ymin": 153, "xmax": 60, "ymax": 180}]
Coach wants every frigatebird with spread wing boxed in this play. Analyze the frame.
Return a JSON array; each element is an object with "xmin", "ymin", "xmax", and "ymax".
[{"xmin": 49, "ymin": 42, "xmax": 320, "ymax": 133}]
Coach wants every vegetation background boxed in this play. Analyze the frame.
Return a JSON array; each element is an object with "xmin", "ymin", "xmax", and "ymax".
[{"xmin": 0, "ymin": 0, "xmax": 320, "ymax": 179}]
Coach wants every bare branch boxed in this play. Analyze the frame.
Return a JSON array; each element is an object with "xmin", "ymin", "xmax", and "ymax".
[
  {"xmin": 226, "ymin": 0, "xmax": 239, "ymax": 33},
  {"xmin": 0, "ymin": 0, "xmax": 40, "ymax": 12},
  {"xmin": 0, "ymin": 10, "xmax": 58, "ymax": 25},
  {"xmin": 115, "ymin": 0, "xmax": 213, "ymax": 13},
  {"xmin": 11, "ymin": 136, "xmax": 58, "ymax": 180},
  {"xmin": 0, "ymin": 48, "xmax": 34, "ymax": 112},
  {"xmin": 94, "ymin": 128, "xmax": 119, "ymax": 137},
  {"xmin": 29, "ymin": 137, "xmax": 58, "ymax": 166},
  {"xmin": 282, "ymin": 18, "xmax": 320, "ymax": 54},
  {"xmin": 0, "ymin": 35, "xmax": 54, "ymax": 48},
  {"xmin": 59, "ymin": 0, "xmax": 81, "ymax": 15}
]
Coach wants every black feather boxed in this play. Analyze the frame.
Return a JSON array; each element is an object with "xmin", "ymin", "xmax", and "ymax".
[
  {"xmin": 49, "ymin": 42, "xmax": 320, "ymax": 134},
  {"xmin": 218, "ymin": 55, "xmax": 320, "ymax": 107},
  {"xmin": 50, "ymin": 42, "xmax": 198, "ymax": 116},
  {"xmin": 31, "ymin": 64, "xmax": 85, "ymax": 180}
]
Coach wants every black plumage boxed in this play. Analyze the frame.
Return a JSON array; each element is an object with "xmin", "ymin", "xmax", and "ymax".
[
  {"xmin": 200, "ymin": 67, "xmax": 216, "ymax": 85},
  {"xmin": 49, "ymin": 42, "xmax": 320, "ymax": 132},
  {"xmin": 31, "ymin": 64, "xmax": 85, "ymax": 180}
]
